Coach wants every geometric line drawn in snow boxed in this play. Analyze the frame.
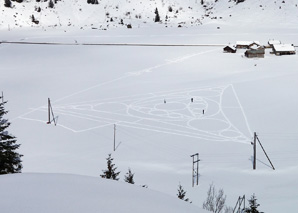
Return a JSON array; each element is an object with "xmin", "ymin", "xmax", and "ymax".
[{"xmin": 20, "ymin": 84, "xmax": 252, "ymax": 144}]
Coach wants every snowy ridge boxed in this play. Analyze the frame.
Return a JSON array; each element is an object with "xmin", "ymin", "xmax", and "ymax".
[
  {"xmin": 1, "ymin": 0, "xmax": 298, "ymax": 30},
  {"xmin": 0, "ymin": 173, "xmax": 207, "ymax": 213}
]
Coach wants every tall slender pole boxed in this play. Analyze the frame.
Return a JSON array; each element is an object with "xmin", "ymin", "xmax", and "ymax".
[
  {"xmin": 192, "ymin": 155, "xmax": 194, "ymax": 187},
  {"xmin": 47, "ymin": 98, "xmax": 51, "ymax": 124},
  {"xmin": 196, "ymin": 154, "xmax": 199, "ymax": 186},
  {"xmin": 113, "ymin": 124, "xmax": 116, "ymax": 151},
  {"xmin": 254, "ymin": 132, "xmax": 257, "ymax": 170},
  {"xmin": 1, "ymin": 91, "xmax": 3, "ymax": 103}
]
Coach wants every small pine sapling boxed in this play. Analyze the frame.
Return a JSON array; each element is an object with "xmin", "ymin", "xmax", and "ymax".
[
  {"xmin": 100, "ymin": 154, "xmax": 120, "ymax": 180},
  {"xmin": 245, "ymin": 194, "xmax": 263, "ymax": 213},
  {"xmin": 124, "ymin": 168, "xmax": 135, "ymax": 184},
  {"xmin": 177, "ymin": 183, "xmax": 189, "ymax": 202}
]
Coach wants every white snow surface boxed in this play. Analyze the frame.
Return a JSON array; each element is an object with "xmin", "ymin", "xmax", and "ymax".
[
  {"xmin": 0, "ymin": 173, "xmax": 206, "ymax": 213},
  {"xmin": 1, "ymin": 0, "xmax": 298, "ymax": 212},
  {"xmin": 273, "ymin": 44, "xmax": 296, "ymax": 52}
]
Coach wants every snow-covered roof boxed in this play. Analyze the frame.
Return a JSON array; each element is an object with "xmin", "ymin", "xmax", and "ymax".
[
  {"xmin": 225, "ymin": 45, "xmax": 236, "ymax": 50},
  {"xmin": 236, "ymin": 41, "xmax": 260, "ymax": 46},
  {"xmin": 268, "ymin": 40, "xmax": 281, "ymax": 45},
  {"xmin": 273, "ymin": 44, "xmax": 296, "ymax": 52},
  {"xmin": 250, "ymin": 44, "xmax": 262, "ymax": 50}
]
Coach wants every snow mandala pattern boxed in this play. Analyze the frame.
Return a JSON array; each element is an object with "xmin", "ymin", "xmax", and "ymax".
[{"xmin": 21, "ymin": 84, "xmax": 252, "ymax": 143}]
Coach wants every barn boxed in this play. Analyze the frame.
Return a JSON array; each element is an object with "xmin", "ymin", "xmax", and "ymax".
[
  {"xmin": 245, "ymin": 48, "xmax": 265, "ymax": 58},
  {"xmin": 272, "ymin": 44, "xmax": 296, "ymax": 55},
  {"xmin": 236, "ymin": 41, "xmax": 260, "ymax": 49},
  {"xmin": 223, "ymin": 45, "xmax": 236, "ymax": 53}
]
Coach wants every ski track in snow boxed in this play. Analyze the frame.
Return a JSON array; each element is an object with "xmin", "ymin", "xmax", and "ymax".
[{"xmin": 17, "ymin": 48, "xmax": 252, "ymax": 144}]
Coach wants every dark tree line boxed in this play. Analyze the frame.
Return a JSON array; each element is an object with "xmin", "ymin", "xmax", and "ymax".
[{"xmin": 87, "ymin": 0, "xmax": 98, "ymax": 5}]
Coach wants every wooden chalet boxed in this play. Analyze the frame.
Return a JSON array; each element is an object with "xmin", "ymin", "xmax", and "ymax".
[
  {"xmin": 223, "ymin": 45, "xmax": 236, "ymax": 53},
  {"xmin": 236, "ymin": 41, "xmax": 260, "ymax": 49},
  {"xmin": 272, "ymin": 44, "xmax": 296, "ymax": 56},
  {"xmin": 245, "ymin": 47, "xmax": 265, "ymax": 58}
]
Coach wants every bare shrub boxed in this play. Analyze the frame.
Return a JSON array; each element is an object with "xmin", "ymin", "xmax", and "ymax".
[{"xmin": 203, "ymin": 183, "xmax": 227, "ymax": 213}]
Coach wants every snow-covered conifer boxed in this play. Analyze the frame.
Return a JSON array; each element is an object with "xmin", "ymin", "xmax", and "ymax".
[
  {"xmin": 0, "ymin": 97, "xmax": 23, "ymax": 174},
  {"xmin": 4, "ymin": 0, "xmax": 12, "ymax": 8},
  {"xmin": 245, "ymin": 194, "xmax": 263, "ymax": 213},
  {"xmin": 124, "ymin": 168, "xmax": 135, "ymax": 184},
  {"xmin": 177, "ymin": 183, "xmax": 189, "ymax": 202},
  {"xmin": 154, "ymin": 8, "xmax": 160, "ymax": 22},
  {"xmin": 100, "ymin": 154, "xmax": 120, "ymax": 180},
  {"xmin": 48, "ymin": 0, "xmax": 54, "ymax": 9}
]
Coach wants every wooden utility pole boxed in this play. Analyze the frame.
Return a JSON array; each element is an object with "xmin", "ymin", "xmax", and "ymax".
[
  {"xmin": 253, "ymin": 132, "xmax": 257, "ymax": 170},
  {"xmin": 47, "ymin": 98, "xmax": 57, "ymax": 126},
  {"xmin": 47, "ymin": 98, "xmax": 51, "ymax": 124},
  {"xmin": 190, "ymin": 153, "xmax": 200, "ymax": 187},
  {"xmin": 113, "ymin": 124, "xmax": 116, "ymax": 151},
  {"xmin": 252, "ymin": 132, "xmax": 275, "ymax": 170}
]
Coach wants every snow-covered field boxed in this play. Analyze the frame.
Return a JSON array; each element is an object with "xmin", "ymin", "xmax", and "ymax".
[
  {"xmin": 2, "ymin": 24, "xmax": 298, "ymax": 212},
  {"xmin": 1, "ymin": 1, "xmax": 298, "ymax": 212}
]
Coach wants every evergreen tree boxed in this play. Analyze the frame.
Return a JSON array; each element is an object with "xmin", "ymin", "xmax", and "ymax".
[
  {"xmin": 87, "ymin": 0, "xmax": 98, "ymax": 4},
  {"xmin": 4, "ymin": 0, "xmax": 12, "ymax": 8},
  {"xmin": 48, "ymin": 0, "xmax": 54, "ymax": 8},
  {"xmin": 154, "ymin": 8, "xmax": 160, "ymax": 22},
  {"xmin": 0, "ymin": 97, "xmax": 23, "ymax": 174},
  {"xmin": 177, "ymin": 183, "xmax": 189, "ymax": 202},
  {"xmin": 245, "ymin": 194, "xmax": 263, "ymax": 213},
  {"xmin": 124, "ymin": 168, "xmax": 135, "ymax": 184},
  {"xmin": 100, "ymin": 154, "xmax": 120, "ymax": 180}
]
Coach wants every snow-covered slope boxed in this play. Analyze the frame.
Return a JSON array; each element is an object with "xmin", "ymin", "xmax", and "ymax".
[
  {"xmin": 1, "ymin": 0, "xmax": 298, "ymax": 30},
  {"xmin": 0, "ymin": 173, "xmax": 206, "ymax": 213},
  {"xmin": 2, "ymin": 26, "xmax": 298, "ymax": 212}
]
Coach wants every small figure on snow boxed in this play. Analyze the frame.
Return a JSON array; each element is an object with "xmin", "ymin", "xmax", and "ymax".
[
  {"xmin": 202, "ymin": 109, "xmax": 205, "ymax": 115},
  {"xmin": 164, "ymin": 99, "xmax": 166, "ymax": 104},
  {"xmin": 191, "ymin": 98, "xmax": 194, "ymax": 103}
]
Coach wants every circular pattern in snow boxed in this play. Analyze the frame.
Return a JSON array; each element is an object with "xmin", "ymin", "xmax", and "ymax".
[
  {"xmin": 155, "ymin": 102, "xmax": 187, "ymax": 111},
  {"xmin": 188, "ymin": 118, "xmax": 230, "ymax": 131},
  {"xmin": 93, "ymin": 103, "xmax": 127, "ymax": 111},
  {"xmin": 150, "ymin": 110, "xmax": 168, "ymax": 116},
  {"xmin": 220, "ymin": 130, "xmax": 242, "ymax": 138}
]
